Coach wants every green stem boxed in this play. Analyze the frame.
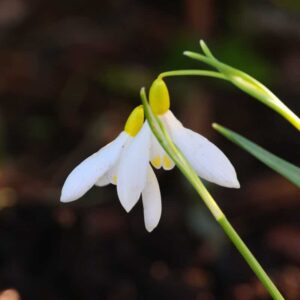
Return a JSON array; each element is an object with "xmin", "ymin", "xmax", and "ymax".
[
  {"xmin": 183, "ymin": 50, "xmax": 300, "ymax": 131},
  {"xmin": 140, "ymin": 87, "xmax": 285, "ymax": 300},
  {"xmin": 158, "ymin": 69, "xmax": 227, "ymax": 80},
  {"xmin": 219, "ymin": 217, "xmax": 284, "ymax": 300}
]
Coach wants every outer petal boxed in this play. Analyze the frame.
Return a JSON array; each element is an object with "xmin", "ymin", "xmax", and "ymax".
[
  {"xmin": 97, "ymin": 147, "xmax": 132, "ymax": 187},
  {"xmin": 142, "ymin": 166, "xmax": 162, "ymax": 232},
  {"xmin": 61, "ymin": 132, "xmax": 130, "ymax": 202},
  {"xmin": 162, "ymin": 111, "xmax": 240, "ymax": 188},
  {"xmin": 117, "ymin": 122, "xmax": 151, "ymax": 212}
]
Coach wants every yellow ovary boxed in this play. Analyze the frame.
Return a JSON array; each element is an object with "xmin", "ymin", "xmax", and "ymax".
[
  {"xmin": 149, "ymin": 78, "xmax": 170, "ymax": 115},
  {"xmin": 124, "ymin": 105, "xmax": 144, "ymax": 137}
]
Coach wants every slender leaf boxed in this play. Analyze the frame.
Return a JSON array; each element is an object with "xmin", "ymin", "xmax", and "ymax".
[{"xmin": 213, "ymin": 123, "xmax": 300, "ymax": 188}]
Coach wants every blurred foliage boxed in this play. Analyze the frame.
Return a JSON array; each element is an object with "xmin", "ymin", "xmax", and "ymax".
[
  {"xmin": 212, "ymin": 37, "xmax": 275, "ymax": 84},
  {"xmin": 97, "ymin": 65, "xmax": 152, "ymax": 95},
  {"xmin": 273, "ymin": 0, "xmax": 300, "ymax": 12}
]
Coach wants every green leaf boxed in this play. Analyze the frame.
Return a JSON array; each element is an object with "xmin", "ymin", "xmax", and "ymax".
[{"xmin": 213, "ymin": 123, "xmax": 300, "ymax": 188}]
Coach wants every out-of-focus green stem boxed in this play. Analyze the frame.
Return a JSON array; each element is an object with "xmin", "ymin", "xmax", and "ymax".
[
  {"xmin": 182, "ymin": 41, "xmax": 300, "ymax": 131},
  {"xmin": 140, "ymin": 87, "xmax": 285, "ymax": 300},
  {"xmin": 158, "ymin": 69, "xmax": 227, "ymax": 81}
]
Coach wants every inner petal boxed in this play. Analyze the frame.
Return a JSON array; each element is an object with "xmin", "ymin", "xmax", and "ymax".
[
  {"xmin": 150, "ymin": 133, "xmax": 175, "ymax": 171},
  {"xmin": 162, "ymin": 155, "xmax": 175, "ymax": 170},
  {"xmin": 95, "ymin": 135, "xmax": 132, "ymax": 187}
]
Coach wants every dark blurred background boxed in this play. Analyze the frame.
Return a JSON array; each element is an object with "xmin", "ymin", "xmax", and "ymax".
[{"xmin": 0, "ymin": 0, "xmax": 299, "ymax": 299}]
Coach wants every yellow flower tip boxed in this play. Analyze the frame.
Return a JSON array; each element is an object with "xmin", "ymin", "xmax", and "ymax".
[
  {"xmin": 212, "ymin": 123, "xmax": 219, "ymax": 130},
  {"xmin": 151, "ymin": 156, "xmax": 161, "ymax": 169},
  {"xmin": 124, "ymin": 105, "xmax": 144, "ymax": 137},
  {"xmin": 112, "ymin": 175, "xmax": 118, "ymax": 185},
  {"xmin": 163, "ymin": 155, "xmax": 173, "ymax": 170},
  {"xmin": 149, "ymin": 78, "xmax": 170, "ymax": 115}
]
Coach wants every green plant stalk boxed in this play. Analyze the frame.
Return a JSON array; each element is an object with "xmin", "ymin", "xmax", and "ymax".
[
  {"xmin": 219, "ymin": 217, "xmax": 284, "ymax": 300},
  {"xmin": 182, "ymin": 48, "xmax": 300, "ymax": 131},
  {"xmin": 140, "ymin": 88, "xmax": 284, "ymax": 300},
  {"xmin": 158, "ymin": 64, "xmax": 300, "ymax": 132},
  {"xmin": 158, "ymin": 70, "xmax": 227, "ymax": 81}
]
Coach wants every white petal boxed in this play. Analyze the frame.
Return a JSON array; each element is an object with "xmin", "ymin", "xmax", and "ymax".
[
  {"xmin": 163, "ymin": 111, "xmax": 240, "ymax": 188},
  {"xmin": 61, "ymin": 132, "xmax": 130, "ymax": 202},
  {"xmin": 142, "ymin": 167, "xmax": 162, "ymax": 232},
  {"xmin": 94, "ymin": 154, "xmax": 127, "ymax": 187},
  {"xmin": 117, "ymin": 122, "xmax": 151, "ymax": 212},
  {"xmin": 95, "ymin": 174, "xmax": 110, "ymax": 187},
  {"xmin": 161, "ymin": 110, "xmax": 183, "ymax": 131}
]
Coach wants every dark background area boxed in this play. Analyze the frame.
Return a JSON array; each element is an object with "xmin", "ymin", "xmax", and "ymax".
[{"xmin": 0, "ymin": 0, "xmax": 299, "ymax": 299}]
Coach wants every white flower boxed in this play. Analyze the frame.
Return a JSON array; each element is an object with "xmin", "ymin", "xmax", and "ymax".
[
  {"xmin": 60, "ymin": 106, "xmax": 162, "ymax": 232},
  {"xmin": 60, "ymin": 79, "xmax": 240, "ymax": 233},
  {"xmin": 149, "ymin": 78, "xmax": 240, "ymax": 188}
]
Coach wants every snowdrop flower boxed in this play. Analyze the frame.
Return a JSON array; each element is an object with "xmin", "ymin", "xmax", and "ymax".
[
  {"xmin": 149, "ymin": 78, "xmax": 240, "ymax": 188},
  {"xmin": 60, "ymin": 79, "xmax": 239, "ymax": 232},
  {"xmin": 60, "ymin": 106, "xmax": 162, "ymax": 232}
]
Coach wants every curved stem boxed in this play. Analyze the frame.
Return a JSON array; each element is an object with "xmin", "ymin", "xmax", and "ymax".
[
  {"xmin": 158, "ymin": 67, "xmax": 299, "ymax": 131},
  {"xmin": 183, "ymin": 50, "xmax": 300, "ymax": 131},
  {"xmin": 158, "ymin": 69, "xmax": 227, "ymax": 80},
  {"xmin": 140, "ymin": 87, "xmax": 285, "ymax": 300}
]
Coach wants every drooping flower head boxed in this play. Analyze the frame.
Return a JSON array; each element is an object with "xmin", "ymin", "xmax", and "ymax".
[
  {"xmin": 61, "ymin": 105, "xmax": 162, "ymax": 232},
  {"xmin": 149, "ymin": 78, "xmax": 240, "ymax": 188},
  {"xmin": 60, "ymin": 79, "xmax": 239, "ymax": 233}
]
